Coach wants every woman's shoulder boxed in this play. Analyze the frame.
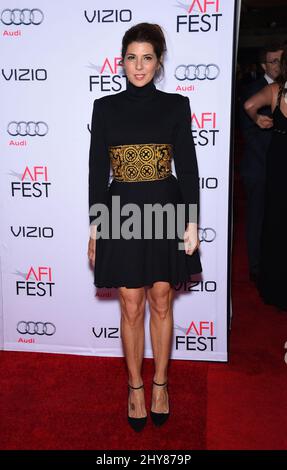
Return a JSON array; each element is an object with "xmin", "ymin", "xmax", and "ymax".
[
  {"xmin": 270, "ymin": 82, "xmax": 280, "ymax": 93},
  {"xmin": 157, "ymin": 88, "xmax": 186, "ymax": 101},
  {"xmin": 269, "ymin": 82, "xmax": 281, "ymax": 107},
  {"xmin": 93, "ymin": 93, "xmax": 117, "ymax": 106},
  {"xmin": 92, "ymin": 89, "xmax": 188, "ymax": 111},
  {"xmin": 266, "ymin": 82, "xmax": 281, "ymax": 100},
  {"xmin": 156, "ymin": 89, "xmax": 188, "ymax": 111}
]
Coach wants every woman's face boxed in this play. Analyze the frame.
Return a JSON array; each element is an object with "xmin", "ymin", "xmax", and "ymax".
[{"xmin": 123, "ymin": 41, "xmax": 160, "ymax": 86}]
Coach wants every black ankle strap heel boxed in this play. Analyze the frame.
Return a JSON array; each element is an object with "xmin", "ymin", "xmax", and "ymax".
[
  {"xmin": 127, "ymin": 383, "xmax": 147, "ymax": 432},
  {"xmin": 153, "ymin": 381, "xmax": 168, "ymax": 387},
  {"xmin": 150, "ymin": 380, "xmax": 170, "ymax": 426},
  {"xmin": 128, "ymin": 383, "xmax": 144, "ymax": 390}
]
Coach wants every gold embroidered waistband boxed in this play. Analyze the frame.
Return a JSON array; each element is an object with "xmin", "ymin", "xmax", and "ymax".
[{"xmin": 108, "ymin": 143, "xmax": 173, "ymax": 182}]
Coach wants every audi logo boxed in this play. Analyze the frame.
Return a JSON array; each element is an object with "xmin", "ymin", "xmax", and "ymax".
[
  {"xmin": 17, "ymin": 321, "xmax": 56, "ymax": 336},
  {"xmin": 175, "ymin": 64, "xmax": 220, "ymax": 81},
  {"xmin": 8, "ymin": 121, "xmax": 48, "ymax": 136},
  {"xmin": 1, "ymin": 8, "xmax": 44, "ymax": 25},
  {"xmin": 198, "ymin": 228, "xmax": 216, "ymax": 243}
]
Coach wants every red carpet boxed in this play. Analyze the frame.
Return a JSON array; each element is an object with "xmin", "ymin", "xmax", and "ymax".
[{"xmin": 1, "ymin": 139, "xmax": 287, "ymax": 450}]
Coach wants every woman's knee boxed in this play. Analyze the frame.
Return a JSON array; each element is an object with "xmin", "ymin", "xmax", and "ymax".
[
  {"xmin": 147, "ymin": 282, "xmax": 173, "ymax": 320},
  {"xmin": 119, "ymin": 288, "xmax": 146, "ymax": 326}
]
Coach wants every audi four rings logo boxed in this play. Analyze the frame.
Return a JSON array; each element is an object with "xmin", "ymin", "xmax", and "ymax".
[
  {"xmin": 175, "ymin": 64, "xmax": 220, "ymax": 81},
  {"xmin": 8, "ymin": 121, "xmax": 48, "ymax": 136},
  {"xmin": 1, "ymin": 8, "xmax": 44, "ymax": 25},
  {"xmin": 198, "ymin": 228, "xmax": 216, "ymax": 243},
  {"xmin": 17, "ymin": 321, "xmax": 56, "ymax": 336}
]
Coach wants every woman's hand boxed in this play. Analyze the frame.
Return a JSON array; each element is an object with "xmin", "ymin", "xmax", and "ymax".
[
  {"xmin": 255, "ymin": 114, "xmax": 273, "ymax": 129},
  {"xmin": 88, "ymin": 237, "xmax": 96, "ymax": 268},
  {"xmin": 244, "ymin": 84, "xmax": 274, "ymax": 127},
  {"xmin": 183, "ymin": 223, "xmax": 200, "ymax": 256}
]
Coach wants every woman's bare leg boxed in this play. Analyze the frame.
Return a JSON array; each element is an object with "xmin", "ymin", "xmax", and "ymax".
[
  {"xmin": 147, "ymin": 281, "xmax": 174, "ymax": 412},
  {"xmin": 119, "ymin": 286, "xmax": 147, "ymax": 418}
]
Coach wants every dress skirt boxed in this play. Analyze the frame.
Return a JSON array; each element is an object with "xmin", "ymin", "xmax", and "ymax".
[
  {"xmin": 257, "ymin": 119, "xmax": 287, "ymax": 310},
  {"xmin": 94, "ymin": 174, "xmax": 202, "ymax": 288}
]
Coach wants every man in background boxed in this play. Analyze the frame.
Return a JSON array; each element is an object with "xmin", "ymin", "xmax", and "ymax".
[{"xmin": 240, "ymin": 43, "xmax": 283, "ymax": 283}]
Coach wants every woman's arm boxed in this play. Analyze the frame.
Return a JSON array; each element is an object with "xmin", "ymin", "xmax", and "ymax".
[
  {"xmin": 243, "ymin": 84, "xmax": 274, "ymax": 129},
  {"xmin": 173, "ymin": 96, "xmax": 200, "ymax": 255},
  {"xmin": 88, "ymin": 99, "xmax": 110, "ymax": 268},
  {"xmin": 88, "ymin": 98, "xmax": 110, "ymax": 234}
]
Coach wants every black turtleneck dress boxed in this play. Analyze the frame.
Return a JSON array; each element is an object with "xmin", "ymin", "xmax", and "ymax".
[{"xmin": 88, "ymin": 78, "xmax": 202, "ymax": 288}]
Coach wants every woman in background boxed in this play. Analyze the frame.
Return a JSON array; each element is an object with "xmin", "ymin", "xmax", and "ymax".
[{"xmin": 244, "ymin": 46, "xmax": 287, "ymax": 311}]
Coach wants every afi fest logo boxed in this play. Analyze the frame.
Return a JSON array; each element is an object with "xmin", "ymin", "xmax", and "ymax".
[
  {"xmin": 88, "ymin": 57, "xmax": 126, "ymax": 93},
  {"xmin": 176, "ymin": 0, "xmax": 222, "ymax": 33},
  {"xmin": 10, "ymin": 166, "xmax": 51, "ymax": 198},
  {"xmin": 15, "ymin": 267, "xmax": 55, "ymax": 296},
  {"xmin": 175, "ymin": 320, "xmax": 217, "ymax": 351},
  {"xmin": 192, "ymin": 112, "xmax": 219, "ymax": 146}
]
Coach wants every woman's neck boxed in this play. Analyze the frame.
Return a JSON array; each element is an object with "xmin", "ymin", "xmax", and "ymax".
[{"xmin": 126, "ymin": 77, "xmax": 157, "ymax": 99}]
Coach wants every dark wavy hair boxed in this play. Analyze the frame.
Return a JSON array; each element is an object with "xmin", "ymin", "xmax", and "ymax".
[
  {"xmin": 277, "ymin": 45, "xmax": 287, "ymax": 96},
  {"xmin": 120, "ymin": 22, "xmax": 167, "ymax": 81}
]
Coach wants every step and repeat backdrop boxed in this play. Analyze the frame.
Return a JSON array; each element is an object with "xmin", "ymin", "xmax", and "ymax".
[{"xmin": 0, "ymin": 0, "xmax": 240, "ymax": 361}]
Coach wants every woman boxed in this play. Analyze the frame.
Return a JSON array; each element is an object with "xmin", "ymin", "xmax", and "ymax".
[
  {"xmin": 87, "ymin": 23, "xmax": 202, "ymax": 431},
  {"xmin": 244, "ymin": 46, "xmax": 287, "ymax": 312}
]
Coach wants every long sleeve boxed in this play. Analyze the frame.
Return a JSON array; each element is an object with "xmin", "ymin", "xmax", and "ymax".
[
  {"xmin": 88, "ymin": 98, "xmax": 110, "ymax": 226},
  {"xmin": 173, "ymin": 96, "xmax": 200, "ymax": 224}
]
